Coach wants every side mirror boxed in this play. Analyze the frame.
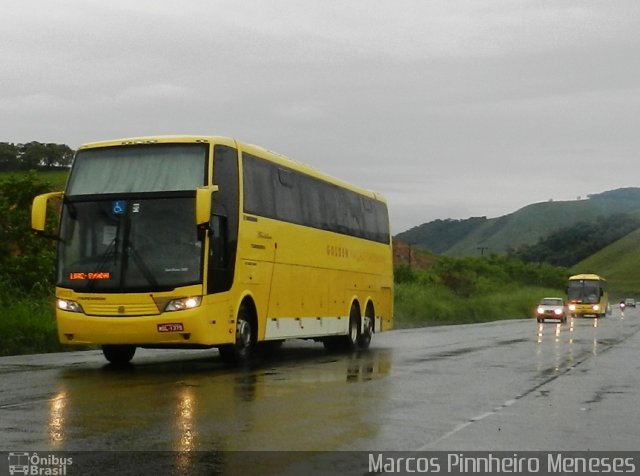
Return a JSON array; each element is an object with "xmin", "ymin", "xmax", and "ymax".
[
  {"xmin": 31, "ymin": 191, "xmax": 64, "ymax": 233},
  {"xmin": 195, "ymin": 185, "xmax": 219, "ymax": 226}
]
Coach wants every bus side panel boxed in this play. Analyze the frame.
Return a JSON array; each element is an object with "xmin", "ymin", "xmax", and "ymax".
[{"xmin": 239, "ymin": 216, "xmax": 393, "ymax": 339}]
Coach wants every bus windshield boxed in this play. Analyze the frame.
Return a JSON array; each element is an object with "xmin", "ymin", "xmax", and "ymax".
[
  {"xmin": 57, "ymin": 196, "xmax": 203, "ymax": 292},
  {"xmin": 66, "ymin": 143, "xmax": 207, "ymax": 195},
  {"xmin": 567, "ymin": 280, "xmax": 601, "ymax": 304}
]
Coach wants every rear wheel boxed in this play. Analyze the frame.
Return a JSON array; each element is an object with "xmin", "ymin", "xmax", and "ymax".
[
  {"xmin": 323, "ymin": 304, "xmax": 360, "ymax": 352},
  {"xmin": 102, "ymin": 345, "xmax": 136, "ymax": 365},
  {"xmin": 346, "ymin": 309, "xmax": 359, "ymax": 350},
  {"xmin": 358, "ymin": 314, "xmax": 373, "ymax": 349}
]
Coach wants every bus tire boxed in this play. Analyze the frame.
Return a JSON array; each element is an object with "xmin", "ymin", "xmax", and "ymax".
[
  {"xmin": 323, "ymin": 304, "xmax": 360, "ymax": 352},
  {"xmin": 102, "ymin": 345, "xmax": 136, "ymax": 365},
  {"xmin": 219, "ymin": 304, "xmax": 254, "ymax": 364},
  {"xmin": 345, "ymin": 305, "xmax": 360, "ymax": 350},
  {"xmin": 358, "ymin": 314, "xmax": 373, "ymax": 349}
]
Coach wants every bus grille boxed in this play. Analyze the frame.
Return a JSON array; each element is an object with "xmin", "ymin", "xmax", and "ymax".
[{"xmin": 82, "ymin": 303, "xmax": 160, "ymax": 317}]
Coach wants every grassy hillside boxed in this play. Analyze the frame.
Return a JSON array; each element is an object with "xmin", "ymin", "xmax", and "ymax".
[
  {"xmin": 396, "ymin": 188, "xmax": 640, "ymax": 257},
  {"xmin": 571, "ymin": 228, "xmax": 640, "ymax": 297}
]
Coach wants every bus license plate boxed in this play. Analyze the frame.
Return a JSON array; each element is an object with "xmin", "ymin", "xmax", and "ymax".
[{"xmin": 157, "ymin": 323, "xmax": 184, "ymax": 333}]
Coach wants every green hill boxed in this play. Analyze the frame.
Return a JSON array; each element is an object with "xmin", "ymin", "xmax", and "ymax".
[
  {"xmin": 571, "ymin": 228, "xmax": 640, "ymax": 297},
  {"xmin": 396, "ymin": 188, "xmax": 640, "ymax": 257}
]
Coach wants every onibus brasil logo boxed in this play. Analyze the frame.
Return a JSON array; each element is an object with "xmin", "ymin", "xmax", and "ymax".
[{"xmin": 7, "ymin": 452, "xmax": 73, "ymax": 475}]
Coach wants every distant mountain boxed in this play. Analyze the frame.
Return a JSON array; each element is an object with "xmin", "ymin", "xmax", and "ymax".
[{"xmin": 395, "ymin": 187, "xmax": 640, "ymax": 257}]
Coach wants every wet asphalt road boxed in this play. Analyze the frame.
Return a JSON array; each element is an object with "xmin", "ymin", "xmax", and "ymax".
[{"xmin": 1, "ymin": 308, "xmax": 639, "ymax": 472}]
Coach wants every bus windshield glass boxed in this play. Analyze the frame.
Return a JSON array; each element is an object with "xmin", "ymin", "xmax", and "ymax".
[
  {"xmin": 567, "ymin": 280, "xmax": 601, "ymax": 304},
  {"xmin": 57, "ymin": 196, "xmax": 203, "ymax": 291},
  {"xmin": 66, "ymin": 143, "xmax": 207, "ymax": 195}
]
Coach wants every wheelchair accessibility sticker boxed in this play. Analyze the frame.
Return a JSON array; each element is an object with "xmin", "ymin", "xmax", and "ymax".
[{"xmin": 112, "ymin": 200, "xmax": 126, "ymax": 215}]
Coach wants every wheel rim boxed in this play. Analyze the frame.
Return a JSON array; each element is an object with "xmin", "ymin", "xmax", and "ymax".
[
  {"xmin": 349, "ymin": 317, "xmax": 359, "ymax": 343},
  {"xmin": 237, "ymin": 319, "xmax": 251, "ymax": 349},
  {"xmin": 363, "ymin": 316, "xmax": 372, "ymax": 335}
]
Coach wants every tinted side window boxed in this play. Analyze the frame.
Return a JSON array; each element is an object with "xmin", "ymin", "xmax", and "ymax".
[
  {"xmin": 242, "ymin": 153, "xmax": 390, "ymax": 244},
  {"xmin": 243, "ymin": 154, "xmax": 275, "ymax": 218}
]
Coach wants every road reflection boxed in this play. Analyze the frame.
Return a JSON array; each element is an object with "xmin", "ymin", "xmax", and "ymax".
[
  {"xmin": 176, "ymin": 387, "xmax": 195, "ymax": 452},
  {"xmin": 532, "ymin": 311, "xmax": 633, "ymax": 379},
  {"xmin": 47, "ymin": 345, "xmax": 392, "ymax": 471},
  {"xmin": 48, "ymin": 391, "xmax": 67, "ymax": 448}
]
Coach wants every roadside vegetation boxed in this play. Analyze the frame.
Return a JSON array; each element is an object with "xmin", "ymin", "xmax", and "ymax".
[
  {"xmin": 0, "ymin": 172, "xmax": 63, "ymax": 355},
  {"xmin": 393, "ymin": 255, "xmax": 567, "ymax": 328}
]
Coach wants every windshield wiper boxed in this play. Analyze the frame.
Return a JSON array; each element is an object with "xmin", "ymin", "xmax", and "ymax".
[{"xmin": 126, "ymin": 245, "xmax": 159, "ymax": 288}]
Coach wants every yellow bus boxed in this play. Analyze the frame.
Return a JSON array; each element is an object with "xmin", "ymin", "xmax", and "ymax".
[
  {"xmin": 567, "ymin": 274, "xmax": 609, "ymax": 318},
  {"xmin": 31, "ymin": 136, "xmax": 393, "ymax": 365}
]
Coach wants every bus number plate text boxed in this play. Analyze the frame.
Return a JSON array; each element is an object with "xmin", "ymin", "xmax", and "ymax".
[{"xmin": 157, "ymin": 323, "xmax": 184, "ymax": 333}]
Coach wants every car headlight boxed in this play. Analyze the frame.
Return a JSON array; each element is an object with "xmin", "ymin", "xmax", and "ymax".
[
  {"xmin": 593, "ymin": 304, "xmax": 600, "ymax": 311},
  {"xmin": 554, "ymin": 308, "xmax": 562, "ymax": 315},
  {"xmin": 164, "ymin": 296, "xmax": 202, "ymax": 312},
  {"xmin": 537, "ymin": 307, "xmax": 544, "ymax": 314},
  {"xmin": 57, "ymin": 299, "xmax": 84, "ymax": 313},
  {"xmin": 569, "ymin": 304, "xmax": 576, "ymax": 311}
]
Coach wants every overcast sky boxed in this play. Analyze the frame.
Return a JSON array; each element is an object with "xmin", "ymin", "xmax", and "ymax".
[{"xmin": 3, "ymin": 1, "xmax": 639, "ymax": 233}]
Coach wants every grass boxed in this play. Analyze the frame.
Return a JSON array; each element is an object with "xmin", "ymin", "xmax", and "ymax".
[
  {"xmin": 0, "ymin": 169, "xmax": 69, "ymax": 190},
  {"xmin": 393, "ymin": 282, "xmax": 562, "ymax": 328},
  {"xmin": 0, "ymin": 289, "xmax": 63, "ymax": 356},
  {"xmin": 572, "ymin": 228, "xmax": 640, "ymax": 297}
]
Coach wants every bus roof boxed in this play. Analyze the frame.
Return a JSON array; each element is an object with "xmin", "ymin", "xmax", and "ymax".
[
  {"xmin": 77, "ymin": 135, "xmax": 387, "ymax": 203},
  {"xmin": 568, "ymin": 273, "xmax": 606, "ymax": 281}
]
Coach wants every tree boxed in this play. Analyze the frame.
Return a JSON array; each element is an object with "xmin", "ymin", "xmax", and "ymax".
[
  {"xmin": 0, "ymin": 141, "xmax": 74, "ymax": 171},
  {"xmin": 0, "ymin": 143, "xmax": 19, "ymax": 171},
  {"xmin": 0, "ymin": 172, "xmax": 56, "ymax": 291}
]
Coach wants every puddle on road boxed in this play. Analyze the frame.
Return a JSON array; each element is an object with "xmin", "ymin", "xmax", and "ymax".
[{"xmin": 36, "ymin": 345, "xmax": 393, "ymax": 451}]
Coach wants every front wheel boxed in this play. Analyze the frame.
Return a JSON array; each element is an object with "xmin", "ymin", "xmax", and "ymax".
[
  {"xmin": 219, "ymin": 305, "xmax": 254, "ymax": 364},
  {"xmin": 102, "ymin": 345, "xmax": 136, "ymax": 365}
]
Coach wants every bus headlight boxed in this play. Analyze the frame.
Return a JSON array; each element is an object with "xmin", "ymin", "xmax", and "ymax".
[
  {"xmin": 165, "ymin": 296, "xmax": 202, "ymax": 312},
  {"xmin": 593, "ymin": 304, "xmax": 600, "ymax": 311},
  {"xmin": 569, "ymin": 304, "xmax": 576, "ymax": 311},
  {"xmin": 57, "ymin": 299, "xmax": 84, "ymax": 313}
]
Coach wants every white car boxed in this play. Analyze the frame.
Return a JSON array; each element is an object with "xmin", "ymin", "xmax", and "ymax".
[{"xmin": 536, "ymin": 297, "xmax": 567, "ymax": 323}]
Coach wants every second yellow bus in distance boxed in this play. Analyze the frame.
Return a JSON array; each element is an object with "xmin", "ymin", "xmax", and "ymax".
[
  {"xmin": 31, "ymin": 136, "xmax": 394, "ymax": 365},
  {"xmin": 567, "ymin": 273, "xmax": 609, "ymax": 318}
]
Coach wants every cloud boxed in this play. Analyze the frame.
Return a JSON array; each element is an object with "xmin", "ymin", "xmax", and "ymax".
[
  {"xmin": 112, "ymin": 84, "xmax": 191, "ymax": 104},
  {"xmin": 3, "ymin": 0, "xmax": 640, "ymax": 230}
]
